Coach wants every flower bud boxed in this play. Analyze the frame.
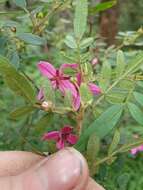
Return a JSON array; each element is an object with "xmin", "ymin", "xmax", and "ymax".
[
  {"xmin": 10, "ymin": 27, "xmax": 16, "ymax": 33},
  {"xmin": 41, "ymin": 101, "xmax": 52, "ymax": 111},
  {"xmin": 91, "ymin": 57, "xmax": 98, "ymax": 66}
]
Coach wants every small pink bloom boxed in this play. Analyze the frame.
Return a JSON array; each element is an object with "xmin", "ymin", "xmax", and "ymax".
[
  {"xmin": 88, "ymin": 83, "xmax": 101, "ymax": 95},
  {"xmin": 131, "ymin": 145, "xmax": 143, "ymax": 155},
  {"xmin": 42, "ymin": 125, "xmax": 78, "ymax": 149},
  {"xmin": 91, "ymin": 58, "xmax": 98, "ymax": 66},
  {"xmin": 38, "ymin": 61, "xmax": 79, "ymax": 110}
]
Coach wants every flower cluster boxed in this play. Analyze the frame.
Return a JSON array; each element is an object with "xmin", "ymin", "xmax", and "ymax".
[
  {"xmin": 37, "ymin": 61, "xmax": 101, "ymax": 110},
  {"xmin": 37, "ymin": 61, "xmax": 101, "ymax": 149}
]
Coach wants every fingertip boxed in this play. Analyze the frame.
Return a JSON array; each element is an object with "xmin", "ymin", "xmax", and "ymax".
[
  {"xmin": 0, "ymin": 151, "xmax": 43, "ymax": 176},
  {"xmin": 23, "ymin": 148, "xmax": 89, "ymax": 190},
  {"xmin": 86, "ymin": 178, "xmax": 105, "ymax": 190}
]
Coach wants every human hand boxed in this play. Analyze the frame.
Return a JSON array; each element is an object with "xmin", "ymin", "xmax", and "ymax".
[{"xmin": 0, "ymin": 148, "xmax": 105, "ymax": 190}]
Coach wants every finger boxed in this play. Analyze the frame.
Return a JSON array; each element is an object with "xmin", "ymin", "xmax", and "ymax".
[
  {"xmin": 18, "ymin": 148, "xmax": 89, "ymax": 190},
  {"xmin": 86, "ymin": 178, "xmax": 105, "ymax": 190},
  {"xmin": 0, "ymin": 151, "xmax": 43, "ymax": 176}
]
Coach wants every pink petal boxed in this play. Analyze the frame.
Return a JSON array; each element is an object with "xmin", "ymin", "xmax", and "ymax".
[
  {"xmin": 38, "ymin": 61, "xmax": 56, "ymax": 79},
  {"xmin": 59, "ymin": 80, "xmax": 77, "ymax": 97},
  {"xmin": 59, "ymin": 79, "xmax": 80, "ymax": 110},
  {"xmin": 88, "ymin": 83, "xmax": 101, "ymax": 95},
  {"xmin": 60, "ymin": 63, "xmax": 78, "ymax": 72},
  {"xmin": 56, "ymin": 139, "xmax": 65, "ymax": 149},
  {"xmin": 138, "ymin": 145, "xmax": 143, "ymax": 151},
  {"xmin": 42, "ymin": 131, "xmax": 60, "ymax": 141},
  {"xmin": 51, "ymin": 80, "xmax": 57, "ymax": 89},
  {"xmin": 61, "ymin": 126, "xmax": 73, "ymax": 134},
  {"xmin": 131, "ymin": 148, "xmax": 138, "ymax": 155},
  {"xmin": 76, "ymin": 73, "xmax": 82, "ymax": 86},
  {"xmin": 67, "ymin": 134, "xmax": 78, "ymax": 145},
  {"xmin": 37, "ymin": 88, "xmax": 44, "ymax": 101},
  {"xmin": 73, "ymin": 93, "xmax": 81, "ymax": 111}
]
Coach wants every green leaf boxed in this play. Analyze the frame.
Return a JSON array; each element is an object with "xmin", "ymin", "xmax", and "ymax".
[
  {"xmin": 126, "ymin": 53, "xmax": 143, "ymax": 75},
  {"xmin": 133, "ymin": 92, "xmax": 143, "ymax": 107},
  {"xmin": 0, "ymin": 55, "xmax": 16, "ymax": 74},
  {"xmin": 74, "ymin": 0, "xmax": 88, "ymax": 40},
  {"xmin": 64, "ymin": 90, "xmax": 72, "ymax": 107},
  {"xmin": 87, "ymin": 133, "xmax": 100, "ymax": 162},
  {"xmin": 80, "ymin": 37, "xmax": 94, "ymax": 49},
  {"xmin": 137, "ymin": 81, "xmax": 143, "ymax": 88},
  {"xmin": 86, "ymin": 133, "xmax": 100, "ymax": 176},
  {"xmin": 0, "ymin": 56, "xmax": 36, "ymax": 103},
  {"xmin": 10, "ymin": 51, "xmax": 20, "ymax": 69},
  {"xmin": 76, "ymin": 104, "xmax": 123, "ymax": 151},
  {"xmin": 5, "ymin": 73, "xmax": 36, "ymax": 103},
  {"xmin": 42, "ymin": 79, "xmax": 55, "ymax": 103},
  {"xmin": 128, "ymin": 103, "xmax": 143, "ymax": 125},
  {"xmin": 16, "ymin": 33, "xmax": 45, "ymax": 45},
  {"xmin": 116, "ymin": 50, "xmax": 125, "ymax": 77},
  {"xmin": 106, "ymin": 90, "xmax": 126, "ymax": 104},
  {"xmin": 90, "ymin": 1, "xmax": 117, "ymax": 14},
  {"xmin": 63, "ymin": 67, "xmax": 77, "ymax": 75},
  {"xmin": 13, "ymin": 0, "xmax": 27, "ymax": 9},
  {"xmin": 99, "ymin": 60, "xmax": 111, "ymax": 91},
  {"xmin": 35, "ymin": 114, "xmax": 53, "ymax": 134},
  {"xmin": 108, "ymin": 129, "xmax": 120, "ymax": 155},
  {"xmin": 10, "ymin": 106, "xmax": 35, "ymax": 119},
  {"xmin": 64, "ymin": 35, "xmax": 77, "ymax": 49},
  {"xmin": 79, "ymin": 83, "xmax": 93, "ymax": 104},
  {"xmin": 117, "ymin": 173, "xmax": 130, "ymax": 190}
]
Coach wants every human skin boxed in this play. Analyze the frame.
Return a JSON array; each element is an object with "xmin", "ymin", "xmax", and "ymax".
[{"xmin": 0, "ymin": 148, "xmax": 105, "ymax": 190}]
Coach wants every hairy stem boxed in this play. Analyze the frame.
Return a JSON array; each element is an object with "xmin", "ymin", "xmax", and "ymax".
[{"xmin": 76, "ymin": 107, "xmax": 85, "ymax": 136}]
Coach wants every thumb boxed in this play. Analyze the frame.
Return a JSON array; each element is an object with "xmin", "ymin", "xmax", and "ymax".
[{"xmin": 19, "ymin": 148, "xmax": 89, "ymax": 190}]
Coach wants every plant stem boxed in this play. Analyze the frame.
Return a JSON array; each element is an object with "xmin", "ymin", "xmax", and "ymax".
[
  {"xmin": 94, "ymin": 138, "xmax": 143, "ymax": 167},
  {"xmin": 35, "ymin": 0, "xmax": 71, "ymax": 34},
  {"xmin": 76, "ymin": 107, "xmax": 85, "ymax": 136}
]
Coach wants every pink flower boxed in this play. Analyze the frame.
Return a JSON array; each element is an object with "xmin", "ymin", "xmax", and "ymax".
[
  {"xmin": 42, "ymin": 125, "xmax": 78, "ymax": 149},
  {"xmin": 88, "ymin": 83, "xmax": 101, "ymax": 95},
  {"xmin": 131, "ymin": 145, "xmax": 143, "ymax": 155},
  {"xmin": 38, "ymin": 61, "xmax": 80, "ymax": 110}
]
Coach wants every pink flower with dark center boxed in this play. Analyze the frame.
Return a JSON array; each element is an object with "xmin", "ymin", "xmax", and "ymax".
[
  {"xmin": 131, "ymin": 145, "xmax": 143, "ymax": 155},
  {"xmin": 38, "ymin": 61, "xmax": 80, "ymax": 110},
  {"xmin": 42, "ymin": 125, "xmax": 78, "ymax": 149},
  {"xmin": 38, "ymin": 62, "xmax": 77, "ymax": 95}
]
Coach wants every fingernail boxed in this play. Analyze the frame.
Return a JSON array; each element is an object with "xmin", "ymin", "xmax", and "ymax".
[{"xmin": 28, "ymin": 148, "xmax": 88, "ymax": 190}]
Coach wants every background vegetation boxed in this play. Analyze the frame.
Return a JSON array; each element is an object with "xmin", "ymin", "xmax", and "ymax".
[{"xmin": 0, "ymin": 0, "xmax": 143, "ymax": 189}]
